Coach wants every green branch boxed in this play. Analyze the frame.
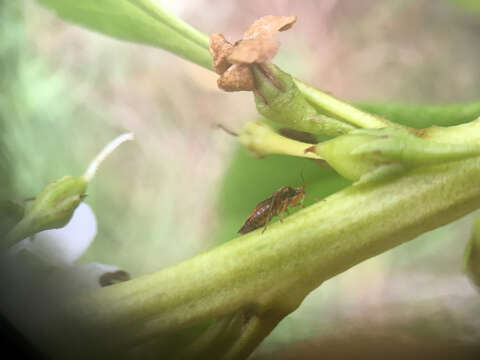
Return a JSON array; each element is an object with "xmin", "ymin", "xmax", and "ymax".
[
  {"xmin": 65, "ymin": 155, "xmax": 480, "ymax": 356},
  {"xmin": 37, "ymin": 0, "xmax": 213, "ymax": 70},
  {"xmin": 38, "ymin": 0, "xmax": 480, "ymax": 130},
  {"xmin": 358, "ymin": 102, "xmax": 480, "ymax": 128},
  {"xmin": 34, "ymin": 2, "xmax": 480, "ymax": 358},
  {"xmin": 293, "ymin": 80, "xmax": 394, "ymax": 129}
]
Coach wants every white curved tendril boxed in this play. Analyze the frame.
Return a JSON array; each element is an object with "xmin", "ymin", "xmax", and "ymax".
[{"xmin": 84, "ymin": 133, "xmax": 134, "ymax": 181}]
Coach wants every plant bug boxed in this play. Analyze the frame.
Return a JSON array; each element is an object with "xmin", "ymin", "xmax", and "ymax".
[{"xmin": 238, "ymin": 173, "xmax": 307, "ymax": 234}]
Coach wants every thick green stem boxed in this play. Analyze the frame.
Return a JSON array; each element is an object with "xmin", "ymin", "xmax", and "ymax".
[{"xmin": 64, "ymin": 156, "xmax": 480, "ymax": 356}]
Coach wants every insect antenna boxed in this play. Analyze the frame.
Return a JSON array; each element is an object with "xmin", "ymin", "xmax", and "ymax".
[{"xmin": 299, "ymin": 170, "xmax": 322, "ymax": 202}]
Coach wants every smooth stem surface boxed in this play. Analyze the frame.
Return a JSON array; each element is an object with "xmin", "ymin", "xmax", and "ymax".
[
  {"xmin": 131, "ymin": 0, "xmax": 211, "ymax": 54},
  {"xmin": 419, "ymin": 118, "xmax": 480, "ymax": 144},
  {"xmin": 66, "ymin": 155, "xmax": 480, "ymax": 355},
  {"xmin": 294, "ymin": 80, "xmax": 394, "ymax": 129}
]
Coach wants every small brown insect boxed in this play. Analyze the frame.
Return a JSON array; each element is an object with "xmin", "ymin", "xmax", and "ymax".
[{"xmin": 238, "ymin": 174, "xmax": 306, "ymax": 234}]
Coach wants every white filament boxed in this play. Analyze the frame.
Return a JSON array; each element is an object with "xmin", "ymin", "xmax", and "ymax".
[{"xmin": 84, "ymin": 133, "xmax": 134, "ymax": 181}]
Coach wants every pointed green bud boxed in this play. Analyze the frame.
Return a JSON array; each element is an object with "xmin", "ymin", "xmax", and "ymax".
[
  {"xmin": 464, "ymin": 216, "xmax": 480, "ymax": 290},
  {"xmin": 2, "ymin": 176, "xmax": 87, "ymax": 251},
  {"xmin": 2, "ymin": 133, "xmax": 134, "ymax": 252},
  {"xmin": 252, "ymin": 63, "xmax": 355, "ymax": 137},
  {"xmin": 24, "ymin": 176, "xmax": 88, "ymax": 232},
  {"xmin": 308, "ymin": 127, "xmax": 480, "ymax": 182}
]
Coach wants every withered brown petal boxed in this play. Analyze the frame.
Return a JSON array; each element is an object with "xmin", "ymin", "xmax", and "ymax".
[
  {"xmin": 217, "ymin": 64, "xmax": 255, "ymax": 92},
  {"xmin": 227, "ymin": 38, "xmax": 280, "ymax": 65},
  {"xmin": 209, "ymin": 33, "xmax": 234, "ymax": 74},
  {"xmin": 242, "ymin": 15, "xmax": 297, "ymax": 40}
]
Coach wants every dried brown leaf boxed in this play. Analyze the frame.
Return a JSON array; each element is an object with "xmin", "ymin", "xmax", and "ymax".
[
  {"xmin": 209, "ymin": 33, "xmax": 234, "ymax": 74},
  {"xmin": 217, "ymin": 64, "xmax": 255, "ymax": 92},
  {"xmin": 227, "ymin": 38, "xmax": 280, "ymax": 65},
  {"xmin": 211, "ymin": 15, "xmax": 296, "ymax": 92},
  {"xmin": 242, "ymin": 15, "xmax": 297, "ymax": 40}
]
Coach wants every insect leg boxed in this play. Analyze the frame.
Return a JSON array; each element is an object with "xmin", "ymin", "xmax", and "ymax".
[
  {"xmin": 279, "ymin": 200, "xmax": 289, "ymax": 222},
  {"xmin": 262, "ymin": 213, "xmax": 273, "ymax": 233}
]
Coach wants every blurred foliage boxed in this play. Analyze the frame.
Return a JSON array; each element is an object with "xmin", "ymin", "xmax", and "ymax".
[
  {"xmin": 0, "ymin": 200, "xmax": 24, "ymax": 236},
  {"xmin": 464, "ymin": 215, "xmax": 480, "ymax": 288},
  {"xmin": 0, "ymin": 1, "xmax": 131, "ymax": 269},
  {"xmin": 450, "ymin": 0, "xmax": 480, "ymax": 13},
  {"xmin": 0, "ymin": 3, "xmax": 21, "ymax": 202},
  {"xmin": 37, "ymin": 0, "xmax": 212, "ymax": 69},
  {"xmin": 0, "ymin": 2, "xmax": 100, "ymax": 195}
]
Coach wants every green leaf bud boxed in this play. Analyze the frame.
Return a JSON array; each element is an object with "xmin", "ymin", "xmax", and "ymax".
[
  {"xmin": 252, "ymin": 63, "xmax": 355, "ymax": 137},
  {"xmin": 24, "ymin": 176, "xmax": 88, "ymax": 231},
  {"xmin": 2, "ymin": 176, "xmax": 87, "ymax": 251}
]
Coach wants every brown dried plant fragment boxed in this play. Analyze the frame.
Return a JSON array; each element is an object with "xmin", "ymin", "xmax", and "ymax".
[
  {"xmin": 228, "ymin": 38, "xmax": 281, "ymax": 65},
  {"xmin": 209, "ymin": 15, "xmax": 296, "ymax": 92},
  {"xmin": 209, "ymin": 33, "xmax": 234, "ymax": 74},
  {"xmin": 242, "ymin": 15, "xmax": 297, "ymax": 40},
  {"xmin": 217, "ymin": 64, "xmax": 255, "ymax": 92}
]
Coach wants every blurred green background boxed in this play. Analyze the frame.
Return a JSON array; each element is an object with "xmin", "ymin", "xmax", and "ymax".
[{"xmin": 2, "ymin": 0, "xmax": 480, "ymax": 358}]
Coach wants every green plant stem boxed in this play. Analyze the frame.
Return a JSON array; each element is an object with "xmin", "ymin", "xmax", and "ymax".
[
  {"xmin": 294, "ymin": 80, "xmax": 395, "ymax": 129},
  {"xmin": 39, "ymin": 0, "xmax": 480, "ymax": 131},
  {"xmin": 358, "ymin": 102, "xmax": 480, "ymax": 128},
  {"xmin": 38, "ymin": 0, "xmax": 213, "ymax": 70},
  {"xmin": 419, "ymin": 118, "xmax": 480, "ymax": 144},
  {"xmin": 130, "ymin": 0, "xmax": 210, "ymax": 53},
  {"xmin": 64, "ymin": 155, "xmax": 480, "ymax": 357}
]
